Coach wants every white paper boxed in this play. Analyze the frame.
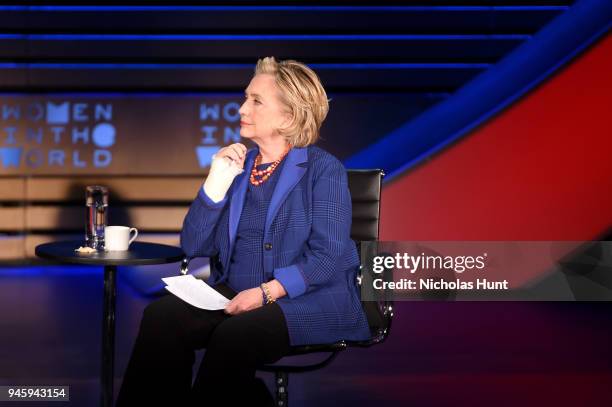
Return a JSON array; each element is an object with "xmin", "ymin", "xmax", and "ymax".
[{"xmin": 162, "ymin": 275, "xmax": 230, "ymax": 310}]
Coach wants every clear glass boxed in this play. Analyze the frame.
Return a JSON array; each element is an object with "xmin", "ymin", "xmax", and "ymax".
[{"xmin": 85, "ymin": 186, "xmax": 109, "ymax": 250}]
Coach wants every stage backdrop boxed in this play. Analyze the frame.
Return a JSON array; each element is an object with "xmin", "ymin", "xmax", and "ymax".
[{"xmin": 0, "ymin": 2, "xmax": 574, "ymax": 261}]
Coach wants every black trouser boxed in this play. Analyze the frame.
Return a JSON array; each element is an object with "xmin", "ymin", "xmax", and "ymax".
[{"xmin": 116, "ymin": 284, "xmax": 291, "ymax": 406}]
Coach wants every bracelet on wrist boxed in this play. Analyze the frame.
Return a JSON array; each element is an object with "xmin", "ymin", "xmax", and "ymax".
[{"xmin": 260, "ymin": 283, "xmax": 275, "ymax": 304}]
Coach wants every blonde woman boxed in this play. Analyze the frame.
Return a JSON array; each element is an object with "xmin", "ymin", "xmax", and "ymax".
[{"xmin": 117, "ymin": 57, "xmax": 370, "ymax": 406}]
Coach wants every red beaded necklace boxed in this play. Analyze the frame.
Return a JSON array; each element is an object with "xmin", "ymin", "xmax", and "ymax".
[{"xmin": 249, "ymin": 147, "xmax": 290, "ymax": 186}]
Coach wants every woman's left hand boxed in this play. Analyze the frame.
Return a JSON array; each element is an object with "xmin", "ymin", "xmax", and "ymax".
[{"xmin": 224, "ymin": 287, "xmax": 263, "ymax": 315}]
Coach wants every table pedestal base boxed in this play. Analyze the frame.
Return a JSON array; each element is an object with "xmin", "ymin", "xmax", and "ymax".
[{"xmin": 102, "ymin": 265, "xmax": 116, "ymax": 407}]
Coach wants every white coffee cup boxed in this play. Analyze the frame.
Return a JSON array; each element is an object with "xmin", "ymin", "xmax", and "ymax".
[{"xmin": 104, "ymin": 226, "xmax": 138, "ymax": 251}]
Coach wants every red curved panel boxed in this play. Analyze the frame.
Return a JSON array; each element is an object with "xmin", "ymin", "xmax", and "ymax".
[{"xmin": 381, "ymin": 33, "xmax": 612, "ymax": 241}]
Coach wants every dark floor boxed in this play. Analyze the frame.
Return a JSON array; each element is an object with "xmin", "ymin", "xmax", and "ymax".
[{"xmin": 1, "ymin": 264, "xmax": 612, "ymax": 406}]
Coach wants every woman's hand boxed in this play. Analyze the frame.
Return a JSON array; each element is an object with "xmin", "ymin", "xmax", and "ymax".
[
  {"xmin": 203, "ymin": 143, "xmax": 247, "ymax": 203},
  {"xmin": 216, "ymin": 143, "xmax": 247, "ymax": 169},
  {"xmin": 224, "ymin": 280, "xmax": 287, "ymax": 315},
  {"xmin": 224, "ymin": 287, "xmax": 263, "ymax": 315}
]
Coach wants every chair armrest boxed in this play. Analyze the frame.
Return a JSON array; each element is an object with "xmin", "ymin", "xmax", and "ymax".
[{"xmin": 179, "ymin": 256, "xmax": 191, "ymax": 275}]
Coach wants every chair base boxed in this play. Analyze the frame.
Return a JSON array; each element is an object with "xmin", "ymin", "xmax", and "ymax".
[{"xmin": 275, "ymin": 371, "xmax": 288, "ymax": 407}]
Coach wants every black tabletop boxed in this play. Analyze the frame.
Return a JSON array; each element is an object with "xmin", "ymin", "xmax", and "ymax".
[{"xmin": 35, "ymin": 240, "xmax": 185, "ymax": 266}]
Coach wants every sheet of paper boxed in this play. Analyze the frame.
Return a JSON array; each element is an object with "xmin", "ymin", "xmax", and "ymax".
[{"xmin": 162, "ymin": 275, "xmax": 230, "ymax": 310}]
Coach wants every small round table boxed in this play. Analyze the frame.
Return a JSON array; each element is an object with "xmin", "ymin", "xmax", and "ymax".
[{"xmin": 35, "ymin": 240, "xmax": 185, "ymax": 407}]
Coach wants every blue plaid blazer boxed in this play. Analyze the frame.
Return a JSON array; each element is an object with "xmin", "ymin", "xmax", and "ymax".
[{"xmin": 181, "ymin": 145, "xmax": 371, "ymax": 346}]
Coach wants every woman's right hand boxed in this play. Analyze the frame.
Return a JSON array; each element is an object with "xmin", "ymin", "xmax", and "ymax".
[
  {"xmin": 203, "ymin": 143, "xmax": 247, "ymax": 203},
  {"xmin": 215, "ymin": 143, "xmax": 247, "ymax": 169}
]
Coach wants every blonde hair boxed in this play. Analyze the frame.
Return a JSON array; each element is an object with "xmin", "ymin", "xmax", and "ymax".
[{"xmin": 255, "ymin": 57, "xmax": 329, "ymax": 147}]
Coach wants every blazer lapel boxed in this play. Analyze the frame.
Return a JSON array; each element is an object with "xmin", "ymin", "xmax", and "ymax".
[{"xmin": 264, "ymin": 147, "xmax": 308, "ymax": 235}]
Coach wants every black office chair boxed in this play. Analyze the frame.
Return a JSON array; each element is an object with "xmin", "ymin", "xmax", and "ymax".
[{"xmin": 179, "ymin": 169, "xmax": 392, "ymax": 406}]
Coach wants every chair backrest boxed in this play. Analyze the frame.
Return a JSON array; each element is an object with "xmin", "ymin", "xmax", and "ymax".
[
  {"xmin": 346, "ymin": 169, "xmax": 393, "ymax": 346},
  {"xmin": 347, "ymin": 169, "xmax": 383, "ymax": 242}
]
